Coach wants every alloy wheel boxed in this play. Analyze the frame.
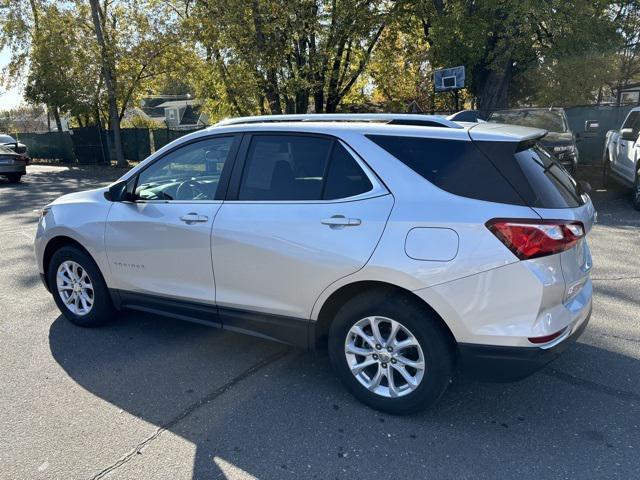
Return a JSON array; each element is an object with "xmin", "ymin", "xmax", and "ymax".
[
  {"xmin": 344, "ymin": 316, "xmax": 425, "ymax": 398},
  {"xmin": 56, "ymin": 260, "xmax": 95, "ymax": 316}
]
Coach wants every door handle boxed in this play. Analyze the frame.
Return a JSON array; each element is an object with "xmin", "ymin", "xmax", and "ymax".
[
  {"xmin": 179, "ymin": 213, "xmax": 209, "ymax": 224},
  {"xmin": 321, "ymin": 215, "xmax": 361, "ymax": 229}
]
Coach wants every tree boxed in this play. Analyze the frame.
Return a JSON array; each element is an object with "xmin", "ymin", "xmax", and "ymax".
[
  {"xmin": 23, "ymin": 4, "xmax": 99, "ymax": 131},
  {"xmin": 187, "ymin": 0, "xmax": 393, "ymax": 117},
  {"xmin": 89, "ymin": 0, "xmax": 125, "ymax": 166},
  {"xmin": 609, "ymin": 2, "xmax": 640, "ymax": 103},
  {"xmin": 413, "ymin": 0, "xmax": 619, "ymax": 116}
]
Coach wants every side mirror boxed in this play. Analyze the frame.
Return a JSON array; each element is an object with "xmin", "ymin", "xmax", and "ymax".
[
  {"xmin": 104, "ymin": 179, "xmax": 131, "ymax": 202},
  {"xmin": 584, "ymin": 120, "xmax": 599, "ymax": 136},
  {"xmin": 620, "ymin": 128, "xmax": 636, "ymax": 141}
]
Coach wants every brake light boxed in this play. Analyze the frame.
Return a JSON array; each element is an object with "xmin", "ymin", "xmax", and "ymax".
[{"xmin": 486, "ymin": 218, "xmax": 584, "ymax": 260}]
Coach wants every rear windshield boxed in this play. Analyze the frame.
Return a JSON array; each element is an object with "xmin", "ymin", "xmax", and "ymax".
[{"xmin": 367, "ymin": 135, "xmax": 584, "ymax": 209}]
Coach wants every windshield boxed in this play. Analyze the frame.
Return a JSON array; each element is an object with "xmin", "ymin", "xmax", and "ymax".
[{"xmin": 489, "ymin": 110, "xmax": 568, "ymax": 132}]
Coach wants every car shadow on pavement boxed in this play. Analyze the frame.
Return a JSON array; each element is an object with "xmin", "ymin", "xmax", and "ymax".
[{"xmin": 48, "ymin": 312, "xmax": 640, "ymax": 479}]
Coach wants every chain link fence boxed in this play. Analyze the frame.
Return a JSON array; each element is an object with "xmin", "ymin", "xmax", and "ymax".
[{"xmin": 9, "ymin": 108, "xmax": 634, "ymax": 166}]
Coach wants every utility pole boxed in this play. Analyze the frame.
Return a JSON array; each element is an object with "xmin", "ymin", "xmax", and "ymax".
[{"xmin": 88, "ymin": 0, "xmax": 125, "ymax": 167}]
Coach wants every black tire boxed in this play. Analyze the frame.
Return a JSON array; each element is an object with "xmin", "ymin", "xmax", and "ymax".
[
  {"xmin": 328, "ymin": 290, "xmax": 454, "ymax": 415},
  {"xmin": 6, "ymin": 174, "xmax": 22, "ymax": 183},
  {"xmin": 47, "ymin": 246, "xmax": 116, "ymax": 327},
  {"xmin": 633, "ymin": 170, "xmax": 640, "ymax": 211},
  {"xmin": 602, "ymin": 156, "xmax": 611, "ymax": 188}
]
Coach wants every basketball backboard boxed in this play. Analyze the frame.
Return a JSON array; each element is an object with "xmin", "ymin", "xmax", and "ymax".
[{"xmin": 434, "ymin": 66, "xmax": 465, "ymax": 92}]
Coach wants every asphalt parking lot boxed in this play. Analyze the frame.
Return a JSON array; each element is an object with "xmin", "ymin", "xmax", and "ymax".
[{"xmin": 1, "ymin": 164, "xmax": 639, "ymax": 480}]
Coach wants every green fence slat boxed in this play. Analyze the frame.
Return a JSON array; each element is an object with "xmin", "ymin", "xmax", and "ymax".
[{"xmin": 565, "ymin": 105, "xmax": 636, "ymax": 165}]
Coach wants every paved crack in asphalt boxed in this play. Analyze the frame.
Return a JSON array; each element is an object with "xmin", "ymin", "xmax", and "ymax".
[
  {"xmin": 592, "ymin": 276, "xmax": 640, "ymax": 281},
  {"xmin": 595, "ymin": 332, "xmax": 640, "ymax": 344},
  {"xmin": 89, "ymin": 348, "xmax": 292, "ymax": 480},
  {"xmin": 543, "ymin": 368, "xmax": 640, "ymax": 403}
]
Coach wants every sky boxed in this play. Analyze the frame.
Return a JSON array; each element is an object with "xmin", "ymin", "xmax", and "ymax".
[{"xmin": 0, "ymin": 48, "xmax": 25, "ymax": 111}]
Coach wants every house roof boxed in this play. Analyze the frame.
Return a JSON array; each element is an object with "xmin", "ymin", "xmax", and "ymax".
[
  {"xmin": 155, "ymin": 99, "xmax": 200, "ymax": 109},
  {"xmin": 616, "ymin": 82, "xmax": 640, "ymax": 92}
]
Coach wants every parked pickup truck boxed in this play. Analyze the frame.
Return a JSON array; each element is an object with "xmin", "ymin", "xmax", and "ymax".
[{"xmin": 604, "ymin": 107, "xmax": 640, "ymax": 210}]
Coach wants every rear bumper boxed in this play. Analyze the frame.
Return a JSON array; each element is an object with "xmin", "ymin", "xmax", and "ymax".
[
  {"xmin": 0, "ymin": 165, "xmax": 26, "ymax": 174},
  {"xmin": 458, "ymin": 307, "xmax": 591, "ymax": 382}
]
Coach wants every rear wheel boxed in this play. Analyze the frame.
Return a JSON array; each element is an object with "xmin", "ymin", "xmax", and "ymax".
[
  {"xmin": 602, "ymin": 156, "xmax": 611, "ymax": 187},
  {"xmin": 328, "ymin": 291, "xmax": 454, "ymax": 415},
  {"xmin": 6, "ymin": 174, "xmax": 22, "ymax": 183},
  {"xmin": 48, "ymin": 246, "xmax": 115, "ymax": 327},
  {"xmin": 633, "ymin": 170, "xmax": 640, "ymax": 211}
]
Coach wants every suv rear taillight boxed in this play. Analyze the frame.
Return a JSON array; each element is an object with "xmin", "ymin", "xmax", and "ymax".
[{"xmin": 486, "ymin": 218, "xmax": 584, "ymax": 260}]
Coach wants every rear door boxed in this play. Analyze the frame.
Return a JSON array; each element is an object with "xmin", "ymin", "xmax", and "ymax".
[{"xmin": 211, "ymin": 133, "xmax": 393, "ymax": 343}]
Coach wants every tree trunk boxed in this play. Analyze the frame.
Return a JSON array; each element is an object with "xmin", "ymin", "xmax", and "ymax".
[
  {"xmin": 250, "ymin": 0, "xmax": 282, "ymax": 114},
  {"xmin": 89, "ymin": 0, "xmax": 125, "ymax": 167},
  {"xmin": 476, "ymin": 58, "xmax": 513, "ymax": 118},
  {"xmin": 52, "ymin": 106, "xmax": 63, "ymax": 132}
]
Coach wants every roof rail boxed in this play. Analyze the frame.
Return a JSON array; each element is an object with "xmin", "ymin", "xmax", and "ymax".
[{"xmin": 215, "ymin": 113, "xmax": 463, "ymax": 129}]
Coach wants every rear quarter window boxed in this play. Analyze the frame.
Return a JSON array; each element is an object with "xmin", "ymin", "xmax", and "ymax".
[
  {"xmin": 474, "ymin": 141, "xmax": 584, "ymax": 209},
  {"xmin": 368, "ymin": 135, "xmax": 584, "ymax": 209},
  {"xmin": 366, "ymin": 135, "xmax": 525, "ymax": 205}
]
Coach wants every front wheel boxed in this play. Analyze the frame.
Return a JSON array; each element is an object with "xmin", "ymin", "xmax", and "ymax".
[
  {"xmin": 602, "ymin": 156, "xmax": 611, "ymax": 187},
  {"xmin": 48, "ymin": 246, "xmax": 116, "ymax": 327},
  {"xmin": 328, "ymin": 291, "xmax": 454, "ymax": 415}
]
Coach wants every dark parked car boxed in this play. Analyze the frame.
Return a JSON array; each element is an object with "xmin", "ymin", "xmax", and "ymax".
[
  {"xmin": 0, "ymin": 145, "xmax": 30, "ymax": 183},
  {"xmin": 0, "ymin": 134, "xmax": 28, "ymax": 155},
  {"xmin": 488, "ymin": 108, "xmax": 578, "ymax": 174}
]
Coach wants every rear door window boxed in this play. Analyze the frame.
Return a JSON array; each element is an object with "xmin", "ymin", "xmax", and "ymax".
[
  {"xmin": 237, "ymin": 135, "xmax": 373, "ymax": 201},
  {"xmin": 323, "ymin": 143, "xmax": 373, "ymax": 200},
  {"xmin": 238, "ymin": 135, "xmax": 332, "ymax": 200}
]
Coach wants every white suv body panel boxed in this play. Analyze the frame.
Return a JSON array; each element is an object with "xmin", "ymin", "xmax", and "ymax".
[
  {"xmin": 35, "ymin": 119, "xmax": 594, "ymax": 357},
  {"xmin": 212, "ymin": 194, "xmax": 394, "ymax": 319},
  {"xmin": 104, "ymin": 200, "xmax": 222, "ymax": 303}
]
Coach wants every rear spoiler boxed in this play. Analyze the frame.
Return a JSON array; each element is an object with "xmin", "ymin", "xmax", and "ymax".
[{"xmin": 468, "ymin": 122, "xmax": 547, "ymax": 143}]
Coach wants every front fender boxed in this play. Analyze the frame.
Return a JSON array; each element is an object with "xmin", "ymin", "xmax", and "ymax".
[{"xmin": 35, "ymin": 201, "xmax": 113, "ymax": 286}]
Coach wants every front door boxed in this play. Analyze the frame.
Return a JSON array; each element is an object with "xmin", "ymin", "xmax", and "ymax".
[
  {"xmin": 105, "ymin": 135, "xmax": 239, "ymax": 306},
  {"xmin": 616, "ymin": 111, "xmax": 640, "ymax": 180},
  {"xmin": 212, "ymin": 133, "xmax": 393, "ymax": 343}
]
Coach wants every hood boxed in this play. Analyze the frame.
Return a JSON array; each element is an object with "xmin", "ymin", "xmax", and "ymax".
[
  {"xmin": 49, "ymin": 187, "xmax": 109, "ymax": 207},
  {"xmin": 540, "ymin": 131, "xmax": 573, "ymax": 145}
]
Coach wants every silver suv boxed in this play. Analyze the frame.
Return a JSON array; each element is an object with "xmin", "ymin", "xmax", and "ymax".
[{"xmin": 35, "ymin": 114, "xmax": 595, "ymax": 414}]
